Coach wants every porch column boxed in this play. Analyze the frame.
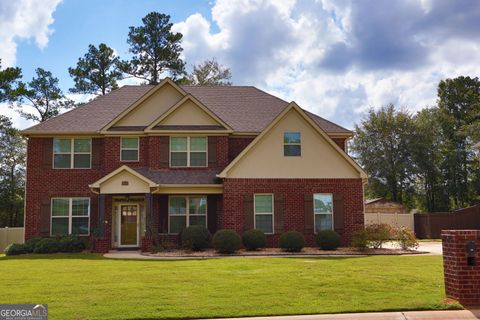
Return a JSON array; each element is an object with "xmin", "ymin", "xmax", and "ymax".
[
  {"xmin": 98, "ymin": 194, "xmax": 105, "ymax": 237},
  {"xmin": 145, "ymin": 193, "xmax": 152, "ymax": 237}
]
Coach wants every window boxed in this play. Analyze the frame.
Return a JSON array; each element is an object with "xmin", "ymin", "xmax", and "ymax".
[
  {"xmin": 53, "ymin": 138, "xmax": 91, "ymax": 168},
  {"xmin": 169, "ymin": 196, "xmax": 207, "ymax": 233},
  {"xmin": 121, "ymin": 137, "xmax": 139, "ymax": 161},
  {"xmin": 170, "ymin": 137, "xmax": 207, "ymax": 167},
  {"xmin": 254, "ymin": 194, "xmax": 274, "ymax": 234},
  {"xmin": 284, "ymin": 132, "xmax": 301, "ymax": 156},
  {"xmin": 314, "ymin": 194, "xmax": 333, "ymax": 232},
  {"xmin": 51, "ymin": 198, "xmax": 90, "ymax": 236}
]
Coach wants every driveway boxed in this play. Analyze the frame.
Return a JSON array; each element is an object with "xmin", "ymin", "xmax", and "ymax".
[{"xmin": 383, "ymin": 241, "xmax": 442, "ymax": 255}]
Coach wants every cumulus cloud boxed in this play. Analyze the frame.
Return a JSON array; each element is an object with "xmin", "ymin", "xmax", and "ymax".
[
  {"xmin": 0, "ymin": 0, "xmax": 62, "ymax": 66},
  {"xmin": 174, "ymin": 0, "xmax": 480, "ymax": 129}
]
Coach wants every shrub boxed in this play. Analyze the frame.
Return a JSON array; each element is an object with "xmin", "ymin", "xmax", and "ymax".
[
  {"xmin": 4, "ymin": 243, "xmax": 28, "ymax": 256},
  {"xmin": 351, "ymin": 229, "xmax": 369, "ymax": 251},
  {"xmin": 33, "ymin": 238, "xmax": 60, "ymax": 254},
  {"xmin": 23, "ymin": 237, "xmax": 43, "ymax": 253},
  {"xmin": 59, "ymin": 236, "xmax": 86, "ymax": 253},
  {"xmin": 279, "ymin": 231, "xmax": 305, "ymax": 252},
  {"xmin": 242, "ymin": 229, "xmax": 266, "ymax": 251},
  {"xmin": 364, "ymin": 224, "xmax": 393, "ymax": 249},
  {"xmin": 316, "ymin": 230, "xmax": 341, "ymax": 250},
  {"xmin": 395, "ymin": 227, "xmax": 419, "ymax": 250},
  {"xmin": 181, "ymin": 225, "xmax": 211, "ymax": 251},
  {"xmin": 213, "ymin": 229, "xmax": 242, "ymax": 254}
]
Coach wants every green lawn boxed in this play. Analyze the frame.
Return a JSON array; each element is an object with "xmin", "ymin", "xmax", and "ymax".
[{"xmin": 0, "ymin": 254, "xmax": 458, "ymax": 320}]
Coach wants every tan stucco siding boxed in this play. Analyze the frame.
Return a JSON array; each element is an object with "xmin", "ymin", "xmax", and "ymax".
[
  {"xmin": 115, "ymin": 84, "xmax": 183, "ymax": 127},
  {"xmin": 100, "ymin": 170, "xmax": 151, "ymax": 194},
  {"xmin": 160, "ymin": 100, "xmax": 221, "ymax": 126},
  {"xmin": 227, "ymin": 109, "xmax": 361, "ymax": 179}
]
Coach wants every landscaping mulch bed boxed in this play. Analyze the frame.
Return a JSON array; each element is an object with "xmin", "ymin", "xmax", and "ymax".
[{"xmin": 144, "ymin": 246, "xmax": 423, "ymax": 258}]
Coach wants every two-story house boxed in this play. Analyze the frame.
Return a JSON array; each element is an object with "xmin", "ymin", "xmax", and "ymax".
[{"xmin": 21, "ymin": 78, "xmax": 367, "ymax": 252}]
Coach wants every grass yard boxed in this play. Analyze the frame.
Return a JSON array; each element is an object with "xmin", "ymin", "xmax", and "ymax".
[{"xmin": 0, "ymin": 254, "xmax": 458, "ymax": 320}]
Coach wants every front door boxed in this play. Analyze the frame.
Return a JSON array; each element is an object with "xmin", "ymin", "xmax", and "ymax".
[{"xmin": 120, "ymin": 204, "xmax": 138, "ymax": 246}]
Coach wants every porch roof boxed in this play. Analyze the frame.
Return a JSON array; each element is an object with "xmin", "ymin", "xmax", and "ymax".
[{"xmin": 132, "ymin": 168, "xmax": 221, "ymax": 185}]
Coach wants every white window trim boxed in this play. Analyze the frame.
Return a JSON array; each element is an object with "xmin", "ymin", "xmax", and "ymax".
[
  {"xmin": 169, "ymin": 136, "xmax": 208, "ymax": 168},
  {"xmin": 284, "ymin": 132, "xmax": 301, "ymax": 157},
  {"xmin": 254, "ymin": 193, "xmax": 274, "ymax": 235},
  {"xmin": 50, "ymin": 197, "xmax": 90, "ymax": 236},
  {"xmin": 53, "ymin": 138, "xmax": 92, "ymax": 169},
  {"xmin": 168, "ymin": 195, "xmax": 208, "ymax": 234},
  {"xmin": 120, "ymin": 137, "xmax": 139, "ymax": 162},
  {"xmin": 313, "ymin": 193, "xmax": 334, "ymax": 234}
]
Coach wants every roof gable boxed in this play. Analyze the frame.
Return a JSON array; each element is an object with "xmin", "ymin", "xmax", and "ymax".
[
  {"xmin": 102, "ymin": 78, "xmax": 186, "ymax": 132},
  {"xmin": 218, "ymin": 102, "xmax": 367, "ymax": 179},
  {"xmin": 89, "ymin": 165, "xmax": 159, "ymax": 194},
  {"xmin": 145, "ymin": 94, "xmax": 232, "ymax": 132}
]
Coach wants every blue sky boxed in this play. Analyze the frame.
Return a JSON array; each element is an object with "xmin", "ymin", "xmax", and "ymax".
[{"xmin": 2, "ymin": 0, "xmax": 480, "ymax": 130}]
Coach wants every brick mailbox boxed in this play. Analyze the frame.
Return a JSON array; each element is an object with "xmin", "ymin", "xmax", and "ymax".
[{"xmin": 442, "ymin": 230, "xmax": 480, "ymax": 306}]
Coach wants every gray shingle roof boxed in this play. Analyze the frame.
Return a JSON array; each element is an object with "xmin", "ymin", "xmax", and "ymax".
[
  {"xmin": 133, "ymin": 168, "xmax": 221, "ymax": 184},
  {"xmin": 22, "ymin": 84, "xmax": 351, "ymax": 134}
]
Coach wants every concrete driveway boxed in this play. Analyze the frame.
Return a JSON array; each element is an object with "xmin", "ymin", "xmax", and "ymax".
[{"xmin": 383, "ymin": 241, "xmax": 443, "ymax": 255}]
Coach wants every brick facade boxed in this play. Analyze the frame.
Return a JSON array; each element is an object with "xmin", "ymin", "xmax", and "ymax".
[
  {"xmin": 223, "ymin": 178, "xmax": 364, "ymax": 246},
  {"xmin": 442, "ymin": 230, "xmax": 480, "ymax": 306},
  {"xmin": 25, "ymin": 133, "xmax": 363, "ymax": 252}
]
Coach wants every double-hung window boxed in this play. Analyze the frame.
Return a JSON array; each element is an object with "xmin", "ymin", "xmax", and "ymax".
[
  {"xmin": 284, "ymin": 132, "xmax": 301, "ymax": 156},
  {"xmin": 53, "ymin": 138, "xmax": 91, "ymax": 168},
  {"xmin": 169, "ymin": 196, "xmax": 207, "ymax": 233},
  {"xmin": 170, "ymin": 137, "xmax": 207, "ymax": 167},
  {"xmin": 254, "ymin": 194, "xmax": 274, "ymax": 234},
  {"xmin": 121, "ymin": 137, "xmax": 139, "ymax": 161},
  {"xmin": 51, "ymin": 198, "xmax": 90, "ymax": 236},
  {"xmin": 314, "ymin": 194, "xmax": 333, "ymax": 232}
]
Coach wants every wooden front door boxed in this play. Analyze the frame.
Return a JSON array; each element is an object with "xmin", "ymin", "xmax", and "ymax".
[{"xmin": 120, "ymin": 204, "xmax": 138, "ymax": 246}]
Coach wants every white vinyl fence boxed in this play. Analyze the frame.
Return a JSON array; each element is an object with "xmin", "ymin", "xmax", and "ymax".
[
  {"xmin": 0, "ymin": 227, "xmax": 24, "ymax": 252},
  {"xmin": 364, "ymin": 212, "xmax": 414, "ymax": 230}
]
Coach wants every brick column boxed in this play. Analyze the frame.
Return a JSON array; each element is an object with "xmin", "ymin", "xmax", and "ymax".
[{"xmin": 442, "ymin": 230, "xmax": 480, "ymax": 306}]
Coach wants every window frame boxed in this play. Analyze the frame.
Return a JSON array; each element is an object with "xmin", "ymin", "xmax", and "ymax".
[
  {"xmin": 53, "ymin": 138, "xmax": 92, "ymax": 169},
  {"xmin": 169, "ymin": 136, "xmax": 208, "ymax": 168},
  {"xmin": 120, "ymin": 136, "xmax": 140, "ymax": 162},
  {"xmin": 254, "ymin": 193, "xmax": 274, "ymax": 235},
  {"xmin": 168, "ymin": 195, "xmax": 208, "ymax": 234},
  {"xmin": 283, "ymin": 132, "xmax": 301, "ymax": 157},
  {"xmin": 313, "ymin": 193, "xmax": 334, "ymax": 234},
  {"xmin": 50, "ymin": 197, "xmax": 90, "ymax": 236}
]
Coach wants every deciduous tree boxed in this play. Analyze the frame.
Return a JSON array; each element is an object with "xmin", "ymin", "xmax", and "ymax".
[{"xmin": 185, "ymin": 58, "xmax": 232, "ymax": 86}]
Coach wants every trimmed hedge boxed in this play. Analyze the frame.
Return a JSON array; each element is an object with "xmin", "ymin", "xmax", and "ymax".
[
  {"xmin": 213, "ymin": 229, "xmax": 242, "ymax": 254},
  {"xmin": 59, "ymin": 236, "xmax": 86, "ymax": 253},
  {"xmin": 23, "ymin": 237, "xmax": 43, "ymax": 253},
  {"xmin": 33, "ymin": 238, "xmax": 60, "ymax": 254},
  {"xmin": 316, "ymin": 230, "xmax": 341, "ymax": 250},
  {"xmin": 4, "ymin": 243, "xmax": 28, "ymax": 256},
  {"xmin": 242, "ymin": 229, "xmax": 266, "ymax": 251},
  {"xmin": 181, "ymin": 225, "xmax": 211, "ymax": 251},
  {"xmin": 279, "ymin": 231, "xmax": 305, "ymax": 252}
]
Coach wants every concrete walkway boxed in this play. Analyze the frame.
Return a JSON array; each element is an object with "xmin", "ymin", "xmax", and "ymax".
[{"xmin": 207, "ymin": 310, "xmax": 480, "ymax": 320}]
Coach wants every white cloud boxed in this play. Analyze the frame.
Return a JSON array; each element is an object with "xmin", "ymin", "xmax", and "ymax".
[
  {"xmin": 174, "ymin": 0, "xmax": 480, "ymax": 129},
  {"xmin": 0, "ymin": 0, "xmax": 62, "ymax": 66}
]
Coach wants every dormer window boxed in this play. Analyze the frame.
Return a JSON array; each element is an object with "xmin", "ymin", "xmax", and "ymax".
[
  {"xmin": 170, "ymin": 136, "xmax": 207, "ymax": 167},
  {"xmin": 284, "ymin": 132, "xmax": 301, "ymax": 156}
]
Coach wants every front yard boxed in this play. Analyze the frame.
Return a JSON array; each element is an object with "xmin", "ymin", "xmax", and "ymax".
[{"xmin": 0, "ymin": 254, "xmax": 458, "ymax": 320}]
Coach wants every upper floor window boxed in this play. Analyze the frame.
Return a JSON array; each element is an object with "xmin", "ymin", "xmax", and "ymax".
[
  {"xmin": 284, "ymin": 132, "xmax": 301, "ymax": 156},
  {"xmin": 51, "ymin": 197, "xmax": 90, "ymax": 236},
  {"xmin": 53, "ymin": 138, "xmax": 91, "ymax": 168},
  {"xmin": 314, "ymin": 193, "xmax": 333, "ymax": 232},
  {"xmin": 121, "ymin": 137, "xmax": 139, "ymax": 162},
  {"xmin": 170, "ymin": 136, "xmax": 207, "ymax": 167}
]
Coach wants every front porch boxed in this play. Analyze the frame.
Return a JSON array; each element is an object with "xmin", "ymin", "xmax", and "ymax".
[{"xmin": 89, "ymin": 165, "xmax": 223, "ymax": 253}]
